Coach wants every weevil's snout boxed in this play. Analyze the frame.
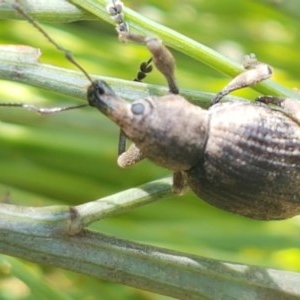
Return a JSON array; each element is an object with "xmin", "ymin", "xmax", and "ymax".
[
  {"xmin": 87, "ymin": 80, "xmax": 117, "ymax": 114},
  {"xmin": 87, "ymin": 80, "xmax": 132, "ymax": 126}
]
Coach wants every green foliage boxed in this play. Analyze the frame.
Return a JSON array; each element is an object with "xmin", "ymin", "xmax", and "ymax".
[{"xmin": 0, "ymin": 0, "xmax": 300, "ymax": 299}]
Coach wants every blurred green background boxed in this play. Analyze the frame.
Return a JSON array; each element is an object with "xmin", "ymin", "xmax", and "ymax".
[{"xmin": 1, "ymin": 0, "xmax": 300, "ymax": 299}]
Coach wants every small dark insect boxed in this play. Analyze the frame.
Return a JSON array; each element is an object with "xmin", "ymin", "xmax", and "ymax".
[{"xmin": 3, "ymin": 1, "xmax": 300, "ymax": 220}]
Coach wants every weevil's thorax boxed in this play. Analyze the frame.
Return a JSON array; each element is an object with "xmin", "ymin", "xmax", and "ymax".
[{"xmin": 117, "ymin": 94, "xmax": 210, "ymax": 171}]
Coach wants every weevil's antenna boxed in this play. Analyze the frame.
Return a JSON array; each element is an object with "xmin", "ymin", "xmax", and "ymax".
[
  {"xmin": 13, "ymin": 3, "xmax": 93, "ymax": 84},
  {"xmin": 133, "ymin": 58, "xmax": 153, "ymax": 82},
  {"xmin": 1, "ymin": 3, "xmax": 94, "ymax": 114},
  {"xmin": 0, "ymin": 103, "xmax": 87, "ymax": 114}
]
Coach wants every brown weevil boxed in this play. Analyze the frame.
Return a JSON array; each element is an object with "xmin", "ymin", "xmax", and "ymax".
[
  {"xmin": 88, "ymin": 56, "xmax": 300, "ymax": 220},
  {"xmin": 6, "ymin": 2, "xmax": 300, "ymax": 220}
]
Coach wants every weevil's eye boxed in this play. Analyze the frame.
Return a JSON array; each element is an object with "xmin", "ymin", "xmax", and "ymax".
[
  {"xmin": 131, "ymin": 102, "xmax": 145, "ymax": 115},
  {"xmin": 131, "ymin": 99, "xmax": 153, "ymax": 116}
]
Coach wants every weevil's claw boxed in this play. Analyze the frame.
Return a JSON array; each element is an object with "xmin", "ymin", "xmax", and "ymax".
[{"xmin": 106, "ymin": 0, "xmax": 129, "ymax": 33}]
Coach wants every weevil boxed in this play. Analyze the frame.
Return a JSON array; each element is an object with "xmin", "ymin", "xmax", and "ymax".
[{"xmin": 5, "ymin": 2, "xmax": 300, "ymax": 220}]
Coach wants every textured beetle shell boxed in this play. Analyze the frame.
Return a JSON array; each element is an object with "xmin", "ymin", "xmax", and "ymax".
[{"xmin": 186, "ymin": 101, "xmax": 300, "ymax": 220}]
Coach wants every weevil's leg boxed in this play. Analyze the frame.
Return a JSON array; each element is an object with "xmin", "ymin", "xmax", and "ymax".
[
  {"xmin": 172, "ymin": 171, "xmax": 189, "ymax": 195},
  {"xmin": 0, "ymin": 103, "xmax": 88, "ymax": 114},
  {"xmin": 257, "ymin": 96, "xmax": 300, "ymax": 124},
  {"xmin": 118, "ymin": 149, "xmax": 193, "ymax": 189},
  {"xmin": 107, "ymin": 0, "xmax": 178, "ymax": 94},
  {"xmin": 117, "ymin": 143, "xmax": 145, "ymax": 168},
  {"xmin": 146, "ymin": 37, "xmax": 178, "ymax": 94},
  {"xmin": 211, "ymin": 53, "xmax": 272, "ymax": 106}
]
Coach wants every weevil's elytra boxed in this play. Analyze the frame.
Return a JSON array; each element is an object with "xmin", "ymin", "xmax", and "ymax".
[
  {"xmin": 188, "ymin": 101, "xmax": 300, "ymax": 219},
  {"xmin": 5, "ymin": 2, "xmax": 300, "ymax": 220}
]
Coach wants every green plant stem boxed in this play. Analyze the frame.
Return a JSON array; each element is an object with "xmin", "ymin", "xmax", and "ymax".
[
  {"xmin": 1, "ymin": 0, "xmax": 299, "ymax": 99},
  {"xmin": 0, "ymin": 45, "xmax": 226, "ymax": 107},
  {"xmin": 76, "ymin": 177, "xmax": 172, "ymax": 228},
  {"xmin": 1, "ymin": 177, "xmax": 300, "ymax": 298},
  {"xmin": 1, "ymin": 228, "xmax": 300, "ymax": 300},
  {"xmin": 70, "ymin": 0, "xmax": 300, "ymax": 100},
  {"xmin": 1, "ymin": 202, "xmax": 300, "ymax": 299},
  {"xmin": 0, "ymin": 177, "xmax": 173, "ymax": 234},
  {"xmin": 0, "ymin": 0, "xmax": 96, "ymax": 22}
]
